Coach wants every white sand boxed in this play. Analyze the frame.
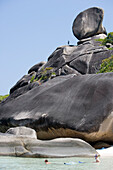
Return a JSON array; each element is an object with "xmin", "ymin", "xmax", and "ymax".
[{"xmin": 97, "ymin": 146, "xmax": 113, "ymax": 157}]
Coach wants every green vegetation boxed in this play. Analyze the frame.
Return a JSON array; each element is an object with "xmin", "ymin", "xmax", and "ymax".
[
  {"xmin": 102, "ymin": 32, "xmax": 113, "ymax": 46},
  {"xmin": 97, "ymin": 55, "xmax": 113, "ymax": 73},
  {"xmin": 0, "ymin": 94, "xmax": 9, "ymax": 102},
  {"xmin": 95, "ymin": 39, "xmax": 104, "ymax": 42},
  {"xmin": 30, "ymin": 75, "xmax": 35, "ymax": 83},
  {"xmin": 95, "ymin": 32, "xmax": 113, "ymax": 47},
  {"xmin": 108, "ymin": 47, "xmax": 113, "ymax": 50},
  {"xmin": 30, "ymin": 67, "xmax": 56, "ymax": 84}
]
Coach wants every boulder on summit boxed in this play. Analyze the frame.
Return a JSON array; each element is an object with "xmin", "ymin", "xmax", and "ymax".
[{"xmin": 72, "ymin": 7, "xmax": 107, "ymax": 40}]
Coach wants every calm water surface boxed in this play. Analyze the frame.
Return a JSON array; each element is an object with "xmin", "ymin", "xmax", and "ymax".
[{"xmin": 0, "ymin": 156, "xmax": 113, "ymax": 170}]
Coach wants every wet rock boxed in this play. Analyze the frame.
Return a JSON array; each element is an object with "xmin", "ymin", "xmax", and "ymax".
[{"xmin": 72, "ymin": 7, "xmax": 107, "ymax": 40}]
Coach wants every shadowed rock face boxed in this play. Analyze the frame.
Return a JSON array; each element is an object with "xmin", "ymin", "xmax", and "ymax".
[{"xmin": 72, "ymin": 7, "xmax": 107, "ymax": 40}]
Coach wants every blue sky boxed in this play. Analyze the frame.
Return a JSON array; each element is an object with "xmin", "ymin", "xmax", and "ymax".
[{"xmin": 0, "ymin": 0, "xmax": 113, "ymax": 95}]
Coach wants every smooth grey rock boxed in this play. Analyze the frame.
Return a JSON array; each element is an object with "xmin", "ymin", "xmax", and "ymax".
[
  {"xmin": 0, "ymin": 133, "xmax": 98, "ymax": 157},
  {"xmin": 1, "ymin": 73, "xmax": 113, "ymax": 144},
  {"xmin": 28, "ymin": 61, "xmax": 46, "ymax": 74},
  {"xmin": 89, "ymin": 50, "xmax": 113, "ymax": 73},
  {"xmin": 10, "ymin": 72, "xmax": 36, "ymax": 94},
  {"xmin": 61, "ymin": 65, "xmax": 81, "ymax": 75},
  {"xmin": 78, "ymin": 34, "xmax": 107, "ymax": 45},
  {"xmin": 6, "ymin": 126, "xmax": 37, "ymax": 139},
  {"xmin": 69, "ymin": 53, "xmax": 92, "ymax": 74},
  {"xmin": 7, "ymin": 82, "xmax": 39, "ymax": 100},
  {"xmin": 72, "ymin": 7, "xmax": 107, "ymax": 40}
]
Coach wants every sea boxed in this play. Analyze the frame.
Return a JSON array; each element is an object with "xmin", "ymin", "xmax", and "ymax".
[{"xmin": 0, "ymin": 156, "xmax": 113, "ymax": 170}]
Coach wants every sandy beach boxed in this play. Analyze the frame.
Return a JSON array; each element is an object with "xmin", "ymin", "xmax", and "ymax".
[{"xmin": 97, "ymin": 147, "xmax": 113, "ymax": 157}]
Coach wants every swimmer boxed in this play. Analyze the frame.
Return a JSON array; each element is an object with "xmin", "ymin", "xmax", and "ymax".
[
  {"xmin": 45, "ymin": 160, "xmax": 51, "ymax": 164},
  {"xmin": 95, "ymin": 154, "xmax": 100, "ymax": 163}
]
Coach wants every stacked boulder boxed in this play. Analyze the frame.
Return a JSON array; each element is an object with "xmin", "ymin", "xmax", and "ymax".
[{"xmin": 72, "ymin": 7, "xmax": 107, "ymax": 40}]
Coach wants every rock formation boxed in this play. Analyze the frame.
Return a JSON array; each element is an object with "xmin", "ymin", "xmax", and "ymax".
[
  {"xmin": 72, "ymin": 7, "xmax": 107, "ymax": 40},
  {"xmin": 0, "ymin": 7, "xmax": 113, "ymax": 152},
  {"xmin": 0, "ymin": 126, "xmax": 98, "ymax": 157},
  {"xmin": 6, "ymin": 126, "xmax": 37, "ymax": 139}
]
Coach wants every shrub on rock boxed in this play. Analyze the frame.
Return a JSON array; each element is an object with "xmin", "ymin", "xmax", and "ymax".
[
  {"xmin": 97, "ymin": 55, "xmax": 113, "ymax": 73},
  {"xmin": 0, "ymin": 95, "xmax": 9, "ymax": 102},
  {"xmin": 102, "ymin": 32, "xmax": 113, "ymax": 46}
]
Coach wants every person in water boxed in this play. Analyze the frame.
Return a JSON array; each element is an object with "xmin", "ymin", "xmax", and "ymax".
[
  {"xmin": 45, "ymin": 160, "xmax": 51, "ymax": 164},
  {"xmin": 95, "ymin": 154, "xmax": 100, "ymax": 163}
]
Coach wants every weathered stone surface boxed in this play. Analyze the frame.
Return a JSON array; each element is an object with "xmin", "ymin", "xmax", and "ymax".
[
  {"xmin": 28, "ymin": 61, "xmax": 46, "ymax": 74},
  {"xmin": 6, "ymin": 126, "xmax": 37, "ymax": 139},
  {"xmin": 8, "ymin": 82, "xmax": 39, "ymax": 100},
  {"xmin": 77, "ymin": 34, "xmax": 107, "ymax": 45},
  {"xmin": 61, "ymin": 65, "xmax": 80, "ymax": 75},
  {"xmin": 10, "ymin": 72, "xmax": 37, "ymax": 94},
  {"xmin": 72, "ymin": 7, "xmax": 107, "ymax": 40},
  {"xmin": 0, "ymin": 130, "xmax": 98, "ymax": 157},
  {"xmin": 1, "ymin": 73, "xmax": 113, "ymax": 144},
  {"xmin": 89, "ymin": 50, "xmax": 113, "ymax": 74},
  {"xmin": 9, "ymin": 34, "xmax": 112, "ymax": 95},
  {"xmin": 69, "ymin": 53, "xmax": 92, "ymax": 74}
]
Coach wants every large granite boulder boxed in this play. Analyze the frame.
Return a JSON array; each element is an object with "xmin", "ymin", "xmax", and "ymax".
[
  {"xmin": 0, "ymin": 72, "xmax": 113, "ymax": 145},
  {"xmin": 72, "ymin": 7, "xmax": 107, "ymax": 40},
  {"xmin": 0, "ymin": 128, "xmax": 98, "ymax": 157}
]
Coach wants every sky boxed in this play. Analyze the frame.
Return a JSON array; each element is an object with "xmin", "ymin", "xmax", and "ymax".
[{"xmin": 0, "ymin": 0, "xmax": 113, "ymax": 95}]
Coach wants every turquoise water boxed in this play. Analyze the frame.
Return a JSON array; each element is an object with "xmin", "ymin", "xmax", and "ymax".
[{"xmin": 0, "ymin": 156, "xmax": 113, "ymax": 170}]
